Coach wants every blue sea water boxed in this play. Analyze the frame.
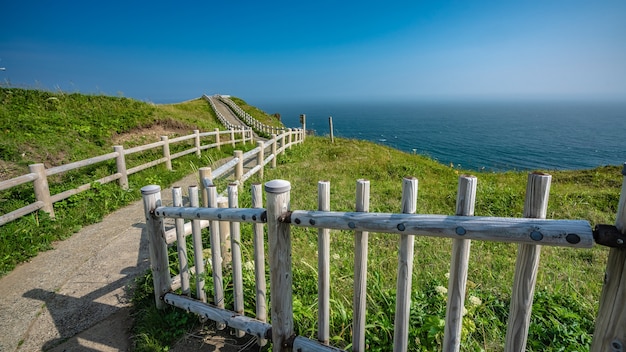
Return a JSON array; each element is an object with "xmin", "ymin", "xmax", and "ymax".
[{"xmin": 258, "ymin": 100, "xmax": 626, "ymax": 171}]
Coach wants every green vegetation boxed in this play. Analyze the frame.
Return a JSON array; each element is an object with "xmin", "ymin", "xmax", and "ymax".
[
  {"xmin": 134, "ymin": 136, "xmax": 620, "ymax": 351},
  {"xmin": 1, "ymin": 88, "xmax": 621, "ymax": 350},
  {"xmin": 0, "ymin": 88, "xmax": 236, "ymax": 275}
]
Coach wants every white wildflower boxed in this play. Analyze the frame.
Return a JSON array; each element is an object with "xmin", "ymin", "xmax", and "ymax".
[
  {"xmin": 243, "ymin": 261, "xmax": 255, "ymax": 272},
  {"xmin": 435, "ymin": 285, "xmax": 448, "ymax": 296},
  {"xmin": 462, "ymin": 307, "xmax": 468, "ymax": 316},
  {"xmin": 468, "ymin": 296, "xmax": 482, "ymax": 306},
  {"xmin": 445, "ymin": 272, "xmax": 450, "ymax": 280},
  {"xmin": 332, "ymin": 253, "xmax": 340, "ymax": 261}
]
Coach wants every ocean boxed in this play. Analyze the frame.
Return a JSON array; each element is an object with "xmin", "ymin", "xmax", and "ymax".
[{"xmin": 257, "ymin": 100, "xmax": 626, "ymax": 171}]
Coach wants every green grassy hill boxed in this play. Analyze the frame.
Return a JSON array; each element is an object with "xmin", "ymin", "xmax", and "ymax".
[{"xmin": 1, "ymin": 88, "xmax": 623, "ymax": 350}]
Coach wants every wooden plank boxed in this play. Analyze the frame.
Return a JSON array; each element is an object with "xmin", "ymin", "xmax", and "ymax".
[
  {"xmin": 287, "ymin": 211, "xmax": 592, "ymax": 248},
  {"xmin": 443, "ymin": 175, "xmax": 477, "ymax": 352},
  {"xmin": 46, "ymin": 152, "xmax": 118, "ymax": 176},
  {"xmin": 173, "ymin": 187, "xmax": 191, "ymax": 296},
  {"xmin": 154, "ymin": 206, "xmax": 266, "ymax": 223},
  {"xmin": 207, "ymin": 185, "xmax": 226, "ymax": 330},
  {"xmin": 393, "ymin": 177, "xmax": 418, "ymax": 352},
  {"xmin": 252, "ymin": 183, "xmax": 268, "ymax": 347},
  {"xmin": 229, "ymin": 184, "xmax": 246, "ymax": 338},
  {"xmin": 591, "ymin": 163, "xmax": 626, "ymax": 351},
  {"xmin": 141, "ymin": 185, "xmax": 171, "ymax": 309},
  {"xmin": 505, "ymin": 172, "xmax": 551, "ymax": 352},
  {"xmin": 0, "ymin": 172, "xmax": 38, "ymax": 191},
  {"xmin": 0, "ymin": 201, "xmax": 44, "ymax": 226},
  {"xmin": 163, "ymin": 293, "xmax": 271, "ymax": 339},
  {"xmin": 265, "ymin": 179, "xmax": 294, "ymax": 352},
  {"xmin": 352, "ymin": 179, "xmax": 370, "ymax": 351},
  {"xmin": 189, "ymin": 186, "xmax": 206, "ymax": 303},
  {"xmin": 317, "ymin": 181, "xmax": 331, "ymax": 345}
]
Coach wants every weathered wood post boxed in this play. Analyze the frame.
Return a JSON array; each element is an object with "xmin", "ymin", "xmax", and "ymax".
[
  {"xmin": 443, "ymin": 175, "xmax": 478, "ymax": 352},
  {"xmin": 141, "ymin": 185, "xmax": 170, "ymax": 309},
  {"xmin": 207, "ymin": 184, "xmax": 226, "ymax": 330},
  {"xmin": 29, "ymin": 163, "xmax": 54, "ymax": 218},
  {"xmin": 173, "ymin": 187, "xmax": 190, "ymax": 296},
  {"xmin": 281, "ymin": 132, "xmax": 286, "ymax": 155},
  {"xmin": 189, "ymin": 185, "xmax": 206, "ymax": 302},
  {"xmin": 161, "ymin": 136, "xmax": 172, "ymax": 171},
  {"xmin": 287, "ymin": 128, "xmax": 293, "ymax": 149},
  {"xmin": 300, "ymin": 114, "xmax": 306, "ymax": 141},
  {"xmin": 271, "ymin": 134, "xmax": 278, "ymax": 169},
  {"xmin": 317, "ymin": 180, "xmax": 331, "ymax": 345},
  {"xmin": 194, "ymin": 129, "xmax": 201, "ymax": 157},
  {"xmin": 353, "ymin": 179, "xmax": 370, "ymax": 351},
  {"xmin": 393, "ymin": 177, "xmax": 418, "ymax": 352},
  {"xmin": 256, "ymin": 141, "xmax": 265, "ymax": 180},
  {"xmin": 591, "ymin": 163, "xmax": 626, "ymax": 351},
  {"xmin": 252, "ymin": 183, "xmax": 268, "ymax": 346},
  {"xmin": 265, "ymin": 179, "xmax": 293, "ymax": 352},
  {"xmin": 113, "ymin": 145, "xmax": 129, "ymax": 189},
  {"xmin": 215, "ymin": 128, "xmax": 221, "ymax": 150},
  {"xmin": 199, "ymin": 167, "xmax": 212, "ymax": 207},
  {"xmin": 234, "ymin": 150, "xmax": 243, "ymax": 183},
  {"xmin": 228, "ymin": 183, "xmax": 246, "ymax": 337},
  {"xmin": 329, "ymin": 116, "xmax": 334, "ymax": 143},
  {"xmin": 218, "ymin": 197, "xmax": 232, "ymax": 265},
  {"xmin": 505, "ymin": 172, "xmax": 551, "ymax": 351},
  {"xmin": 231, "ymin": 129, "xmax": 236, "ymax": 147}
]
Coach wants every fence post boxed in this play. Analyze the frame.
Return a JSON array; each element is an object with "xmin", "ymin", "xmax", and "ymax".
[
  {"xmin": 228, "ymin": 183, "xmax": 246, "ymax": 337},
  {"xmin": 287, "ymin": 128, "xmax": 293, "ymax": 149},
  {"xmin": 505, "ymin": 172, "xmax": 551, "ymax": 352},
  {"xmin": 329, "ymin": 116, "xmax": 334, "ymax": 143},
  {"xmin": 271, "ymin": 134, "xmax": 277, "ymax": 169},
  {"xmin": 215, "ymin": 128, "xmax": 221, "ymax": 150},
  {"xmin": 161, "ymin": 136, "xmax": 172, "ymax": 171},
  {"xmin": 189, "ymin": 185, "xmax": 206, "ymax": 303},
  {"xmin": 591, "ymin": 163, "xmax": 626, "ymax": 351},
  {"xmin": 281, "ymin": 132, "xmax": 286, "ymax": 155},
  {"xmin": 317, "ymin": 180, "xmax": 331, "ymax": 345},
  {"xmin": 173, "ymin": 187, "xmax": 190, "ymax": 296},
  {"xmin": 265, "ymin": 179, "xmax": 293, "ymax": 352},
  {"xmin": 194, "ymin": 129, "xmax": 201, "ymax": 157},
  {"xmin": 141, "ymin": 185, "xmax": 170, "ymax": 309},
  {"xmin": 353, "ymin": 179, "xmax": 370, "ymax": 351},
  {"xmin": 113, "ymin": 145, "xmax": 129, "ymax": 190},
  {"xmin": 300, "ymin": 114, "xmax": 306, "ymax": 141},
  {"xmin": 207, "ymin": 185, "xmax": 226, "ymax": 329},
  {"xmin": 231, "ymin": 129, "xmax": 236, "ymax": 147},
  {"xmin": 234, "ymin": 150, "xmax": 243, "ymax": 183},
  {"xmin": 199, "ymin": 167, "xmax": 212, "ymax": 207},
  {"xmin": 393, "ymin": 177, "xmax": 418, "ymax": 352},
  {"xmin": 252, "ymin": 183, "xmax": 268, "ymax": 346},
  {"xmin": 29, "ymin": 163, "xmax": 54, "ymax": 218},
  {"xmin": 257, "ymin": 141, "xmax": 265, "ymax": 180},
  {"xmin": 443, "ymin": 175, "xmax": 478, "ymax": 352}
]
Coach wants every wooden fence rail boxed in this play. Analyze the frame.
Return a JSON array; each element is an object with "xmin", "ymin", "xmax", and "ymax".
[
  {"xmin": 141, "ymin": 163, "xmax": 626, "ymax": 351},
  {"xmin": 0, "ymin": 125, "xmax": 305, "ymax": 226}
]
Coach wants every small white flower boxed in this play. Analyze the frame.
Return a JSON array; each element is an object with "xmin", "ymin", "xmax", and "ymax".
[
  {"xmin": 445, "ymin": 272, "xmax": 450, "ymax": 280},
  {"xmin": 468, "ymin": 296, "xmax": 482, "ymax": 306},
  {"xmin": 332, "ymin": 253, "xmax": 340, "ymax": 261},
  {"xmin": 462, "ymin": 307, "xmax": 468, "ymax": 316},
  {"xmin": 435, "ymin": 285, "xmax": 448, "ymax": 296},
  {"xmin": 243, "ymin": 261, "xmax": 255, "ymax": 272}
]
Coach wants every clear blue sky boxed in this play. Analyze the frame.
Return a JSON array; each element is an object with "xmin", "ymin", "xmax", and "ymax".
[{"xmin": 2, "ymin": 0, "xmax": 625, "ymax": 104}]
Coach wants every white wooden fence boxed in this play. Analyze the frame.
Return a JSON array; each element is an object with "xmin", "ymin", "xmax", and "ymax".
[
  {"xmin": 0, "ymin": 126, "xmax": 306, "ymax": 226},
  {"xmin": 141, "ymin": 163, "xmax": 626, "ymax": 352}
]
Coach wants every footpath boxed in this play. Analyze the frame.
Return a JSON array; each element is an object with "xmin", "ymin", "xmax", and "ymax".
[{"xmin": 0, "ymin": 172, "xmax": 256, "ymax": 352}]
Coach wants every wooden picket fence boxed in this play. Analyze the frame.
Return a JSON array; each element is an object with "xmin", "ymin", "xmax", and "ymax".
[{"xmin": 141, "ymin": 164, "xmax": 626, "ymax": 352}]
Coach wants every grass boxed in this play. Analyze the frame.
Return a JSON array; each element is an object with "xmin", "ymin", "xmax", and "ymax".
[
  {"xmin": 133, "ymin": 136, "xmax": 622, "ymax": 351},
  {"xmin": 0, "ymin": 87, "xmax": 242, "ymax": 275}
]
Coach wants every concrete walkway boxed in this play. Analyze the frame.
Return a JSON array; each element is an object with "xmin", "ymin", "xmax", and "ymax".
[{"xmin": 0, "ymin": 172, "xmax": 257, "ymax": 352}]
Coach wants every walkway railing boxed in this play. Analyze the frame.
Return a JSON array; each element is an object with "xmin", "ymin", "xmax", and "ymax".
[{"xmin": 141, "ymin": 164, "xmax": 626, "ymax": 351}]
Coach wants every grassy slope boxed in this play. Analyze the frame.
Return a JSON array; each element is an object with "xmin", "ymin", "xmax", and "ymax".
[{"xmin": 0, "ymin": 88, "xmax": 234, "ymax": 275}]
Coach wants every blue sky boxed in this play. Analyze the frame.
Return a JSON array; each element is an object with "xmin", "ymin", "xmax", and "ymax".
[{"xmin": 2, "ymin": 1, "xmax": 625, "ymax": 104}]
